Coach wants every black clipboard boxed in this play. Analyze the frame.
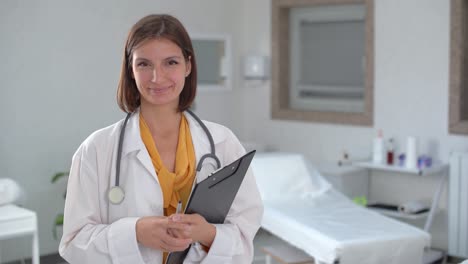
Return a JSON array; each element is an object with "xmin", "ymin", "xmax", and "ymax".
[{"xmin": 165, "ymin": 150, "xmax": 256, "ymax": 264}]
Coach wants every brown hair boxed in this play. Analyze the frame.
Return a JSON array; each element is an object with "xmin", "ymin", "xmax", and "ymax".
[{"xmin": 117, "ymin": 14, "xmax": 197, "ymax": 113}]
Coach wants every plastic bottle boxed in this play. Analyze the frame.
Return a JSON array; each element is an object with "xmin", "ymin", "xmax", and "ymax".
[
  {"xmin": 387, "ymin": 138, "xmax": 394, "ymax": 165},
  {"xmin": 372, "ymin": 129, "xmax": 384, "ymax": 164},
  {"xmin": 405, "ymin": 137, "xmax": 417, "ymax": 169}
]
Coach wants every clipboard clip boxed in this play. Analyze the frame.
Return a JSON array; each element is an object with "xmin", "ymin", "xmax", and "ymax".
[{"xmin": 208, "ymin": 161, "xmax": 241, "ymax": 188}]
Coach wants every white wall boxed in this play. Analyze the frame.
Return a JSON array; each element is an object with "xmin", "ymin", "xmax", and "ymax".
[
  {"xmin": 0, "ymin": 0, "xmax": 243, "ymax": 261},
  {"xmin": 239, "ymin": 0, "xmax": 468, "ymax": 251}
]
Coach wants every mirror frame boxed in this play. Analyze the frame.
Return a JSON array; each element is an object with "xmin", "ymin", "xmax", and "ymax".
[
  {"xmin": 191, "ymin": 33, "xmax": 232, "ymax": 92},
  {"xmin": 449, "ymin": 0, "xmax": 468, "ymax": 135},
  {"xmin": 271, "ymin": 0, "xmax": 374, "ymax": 126}
]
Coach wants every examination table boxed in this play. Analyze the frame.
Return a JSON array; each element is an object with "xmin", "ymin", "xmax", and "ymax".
[{"xmin": 251, "ymin": 152, "xmax": 430, "ymax": 264}]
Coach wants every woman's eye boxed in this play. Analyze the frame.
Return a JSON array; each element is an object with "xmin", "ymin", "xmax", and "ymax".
[
  {"xmin": 137, "ymin": 62, "xmax": 149, "ymax": 67},
  {"xmin": 168, "ymin": 60, "xmax": 179, "ymax": 66}
]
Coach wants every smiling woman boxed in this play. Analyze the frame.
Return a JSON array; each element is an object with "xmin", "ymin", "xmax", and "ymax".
[{"xmin": 58, "ymin": 14, "xmax": 263, "ymax": 264}]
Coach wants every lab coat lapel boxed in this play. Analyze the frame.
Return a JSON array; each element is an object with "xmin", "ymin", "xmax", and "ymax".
[{"xmin": 121, "ymin": 111, "xmax": 159, "ymax": 184}]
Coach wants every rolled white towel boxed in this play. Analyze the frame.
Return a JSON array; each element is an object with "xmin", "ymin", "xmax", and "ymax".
[
  {"xmin": 0, "ymin": 178, "xmax": 24, "ymax": 205},
  {"xmin": 398, "ymin": 200, "xmax": 429, "ymax": 214}
]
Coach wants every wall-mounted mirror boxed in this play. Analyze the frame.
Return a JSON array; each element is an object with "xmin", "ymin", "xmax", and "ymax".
[
  {"xmin": 272, "ymin": 0, "xmax": 374, "ymax": 126},
  {"xmin": 191, "ymin": 34, "xmax": 231, "ymax": 92},
  {"xmin": 449, "ymin": 0, "xmax": 468, "ymax": 135}
]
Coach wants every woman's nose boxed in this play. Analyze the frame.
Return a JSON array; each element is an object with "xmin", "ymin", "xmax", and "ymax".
[
  {"xmin": 150, "ymin": 65, "xmax": 166, "ymax": 83},
  {"xmin": 151, "ymin": 68, "xmax": 158, "ymax": 83}
]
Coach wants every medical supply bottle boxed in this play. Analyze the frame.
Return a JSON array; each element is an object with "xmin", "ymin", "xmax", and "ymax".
[
  {"xmin": 387, "ymin": 138, "xmax": 394, "ymax": 165},
  {"xmin": 372, "ymin": 129, "xmax": 384, "ymax": 164}
]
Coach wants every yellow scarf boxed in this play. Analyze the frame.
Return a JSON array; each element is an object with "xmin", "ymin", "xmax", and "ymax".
[{"xmin": 139, "ymin": 113, "xmax": 196, "ymax": 216}]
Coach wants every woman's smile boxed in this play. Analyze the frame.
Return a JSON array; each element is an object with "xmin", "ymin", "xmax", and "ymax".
[{"xmin": 148, "ymin": 85, "xmax": 173, "ymax": 95}]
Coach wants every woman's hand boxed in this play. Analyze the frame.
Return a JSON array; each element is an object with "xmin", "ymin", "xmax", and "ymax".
[
  {"xmin": 136, "ymin": 216, "xmax": 192, "ymax": 252},
  {"xmin": 168, "ymin": 214, "xmax": 216, "ymax": 248}
]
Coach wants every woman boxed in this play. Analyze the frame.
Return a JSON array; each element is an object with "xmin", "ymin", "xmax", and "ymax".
[{"xmin": 59, "ymin": 14, "xmax": 263, "ymax": 264}]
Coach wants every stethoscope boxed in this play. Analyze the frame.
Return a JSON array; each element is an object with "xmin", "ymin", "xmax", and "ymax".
[{"xmin": 107, "ymin": 109, "xmax": 221, "ymax": 205}]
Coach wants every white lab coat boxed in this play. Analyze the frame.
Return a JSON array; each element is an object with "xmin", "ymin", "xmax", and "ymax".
[{"xmin": 59, "ymin": 110, "xmax": 263, "ymax": 264}]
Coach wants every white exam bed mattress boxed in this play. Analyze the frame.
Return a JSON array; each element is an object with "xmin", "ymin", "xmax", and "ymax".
[
  {"xmin": 252, "ymin": 153, "xmax": 430, "ymax": 264},
  {"xmin": 262, "ymin": 190, "xmax": 430, "ymax": 264}
]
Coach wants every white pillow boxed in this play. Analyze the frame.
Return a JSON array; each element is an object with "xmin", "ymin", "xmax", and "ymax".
[
  {"xmin": 251, "ymin": 152, "xmax": 331, "ymax": 201},
  {"xmin": 0, "ymin": 178, "xmax": 23, "ymax": 205}
]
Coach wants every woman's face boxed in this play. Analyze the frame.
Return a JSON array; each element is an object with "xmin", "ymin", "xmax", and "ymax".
[{"xmin": 131, "ymin": 38, "xmax": 191, "ymax": 110}]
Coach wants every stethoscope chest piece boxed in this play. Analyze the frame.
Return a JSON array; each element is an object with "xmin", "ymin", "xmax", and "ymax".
[{"xmin": 108, "ymin": 186, "xmax": 125, "ymax": 205}]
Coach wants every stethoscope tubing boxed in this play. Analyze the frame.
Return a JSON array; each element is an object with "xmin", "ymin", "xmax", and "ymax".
[
  {"xmin": 185, "ymin": 109, "xmax": 221, "ymax": 171},
  {"xmin": 115, "ymin": 113, "xmax": 132, "ymax": 187}
]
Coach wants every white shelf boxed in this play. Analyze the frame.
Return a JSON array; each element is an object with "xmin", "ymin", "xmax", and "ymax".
[
  {"xmin": 368, "ymin": 207, "xmax": 429, "ymax": 220},
  {"xmin": 353, "ymin": 161, "xmax": 447, "ymax": 176},
  {"xmin": 352, "ymin": 160, "xmax": 448, "ymax": 234}
]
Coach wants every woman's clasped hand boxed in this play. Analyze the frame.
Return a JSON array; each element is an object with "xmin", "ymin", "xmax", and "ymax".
[{"xmin": 136, "ymin": 213, "xmax": 216, "ymax": 253}]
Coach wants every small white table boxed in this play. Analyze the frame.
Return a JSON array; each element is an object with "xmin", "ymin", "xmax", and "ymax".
[{"xmin": 0, "ymin": 204, "xmax": 39, "ymax": 264}]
